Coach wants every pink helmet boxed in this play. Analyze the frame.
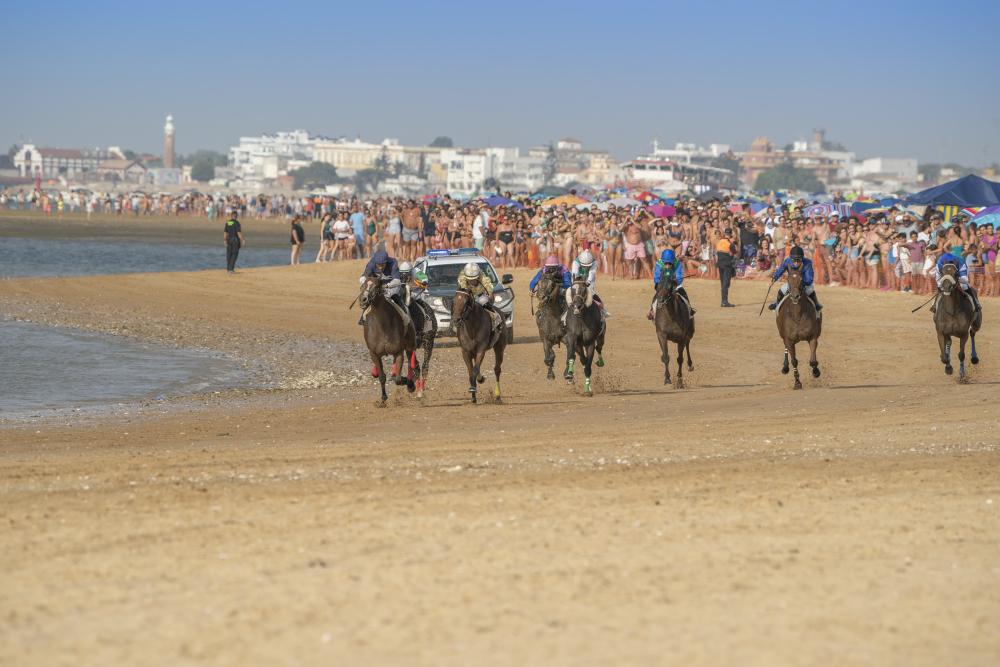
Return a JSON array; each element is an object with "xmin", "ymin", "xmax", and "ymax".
[{"xmin": 544, "ymin": 255, "xmax": 560, "ymax": 268}]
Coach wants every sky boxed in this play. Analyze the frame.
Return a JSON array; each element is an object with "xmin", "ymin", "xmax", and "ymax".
[{"xmin": 2, "ymin": 0, "xmax": 998, "ymax": 166}]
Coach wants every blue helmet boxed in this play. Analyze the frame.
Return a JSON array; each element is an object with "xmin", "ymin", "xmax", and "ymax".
[
  {"xmin": 660, "ymin": 249, "xmax": 676, "ymax": 264},
  {"xmin": 372, "ymin": 248, "xmax": 389, "ymax": 265}
]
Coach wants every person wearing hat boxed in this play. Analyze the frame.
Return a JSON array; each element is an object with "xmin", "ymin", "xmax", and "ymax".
[
  {"xmin": 570, "ymin": 249, "xmax": 607, "ymax": 319},
  {"xmin": 458, "ymin": 261, "xmax": 504, "ymax": 322},
  {"xmin": 768, "ymin": 245, "xmax": 822, "ymax": 312},
  {"xmin": 358, "ymin": 248, "xmax": 409, "ymax": 327},
  {"xmin": 647, "ymin": 248, "xmax": 695, "ymax": 319},
  {"xmin": 715, "ymin": 228, "xmax": 737, "ymax": 307},
  {"xmin": 529, "ymin": 254, "xmax": 572, "ymax": 293}
]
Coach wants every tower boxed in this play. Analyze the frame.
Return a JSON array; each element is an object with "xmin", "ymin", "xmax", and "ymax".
[{"xmin": 164, "ymin": 114, "xmax": 175, "ymax": 168}]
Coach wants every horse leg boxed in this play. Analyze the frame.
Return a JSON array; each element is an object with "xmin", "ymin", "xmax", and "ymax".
[
  {"xmin": 405, "ymin": 349, "xmax": 417, "ymax": 393},
  {"xmin": 958, "ymin": 334, "xmax": 968, "ymax": 381},
  {"xmin": 788, "ymin": 342, "xmax": 802, "ymax": 389},
  {"xmin": 493, "ymin": 343, "xmax": 504, "ymax": 402},
  {"xmin": 595, "ymin": 331, "xmax": 605, "ymax": 368},
  {"xmin": 675, "ymin": 342, "xmax": 685, "ymax": 389},
  {"xmin": 543, "ymin": 338, "xmax": 555, "ymax": 380},
  {"xmin": 473, "ymin": 348, "xmax": 488, "ymax": 393},
  {"xmin": 371, "ymin": 352, "xmax": 387, "ymax": 406},
  {"xmin": 418, "ymin": 337, "xmax": 433, "ymax": 397},
  {"xmin": 582, "ymin": 344, "xmax": 595, "ymax": 396},
  {"xmin": 809, "ymin": 337, "xmax": 820, "ymax": 378},
  {"xmin": 564, "ymin": 334, "xmax": 576, "ymax": 382},
  {"xmin": 686, "ymin": 339, "xmax": 694, "ymax": 371},
  {"xmin": 661, "ymin": 337, "xmax": 671, "ymax": 386},
  {"xmin": 781, "ymin": 347, "xmax": 790, "ymax": 375},
  {"xmin": 970, "ymin": 330, "xmax": 979, "ymax": 365},
  {"xmin": 939, "ymin": 332, "xmax": 953, "ymax": 375}
]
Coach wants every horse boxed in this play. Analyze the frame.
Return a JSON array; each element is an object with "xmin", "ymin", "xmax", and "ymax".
[
  {"xmin": 653, "ymin": 276, "xmax": 694, "ymax": 388},
  {"xmin": 564, "ymin": 280, "xmax": 606, "ymax": 396},
  {"xmin": 358, "ymin": 276, "xmax": 418, "ymax": 405},
  {"xmin": 934, "ymin": 263, "xmax": 981, "ymax": 381},
  {"xmin": 775, "ymin": 266, "xmax": 822, "ymax": 390},
  {"xmin": 451, "ymin": 288, "xmax": 506, "ymax": 404},
  {"xmin": 407, "ymin": 291, "xmax": 438, "ymax": 398},
  {"xmin": 533, "ymin": 270, "xmax": 566, "ymax": 380}
]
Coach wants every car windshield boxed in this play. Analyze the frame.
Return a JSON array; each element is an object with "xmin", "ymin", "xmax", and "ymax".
[{"xmin": 424, "ymin": 261, "xmax": 499, "ymax": 293}]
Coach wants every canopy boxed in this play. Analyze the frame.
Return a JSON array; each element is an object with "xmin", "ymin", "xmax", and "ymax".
[
  {"xmin": 972, "ymin": 205, "xmax": 1000, "ymax": 228},
  {"xmin": 607, "ymin": 197, "xmax": 640, "ymax": 207},
  {"xmin": 907, "ymin": 174, "xmax": 1000, "ymax": 207},
  {"xmin": 544, "ymin": 194, "xmax": 588, "ymax": 207},
  {"xmin": 482, "ymin": 194, "xmax": 522, "ymax": 209},
  {"xmin": 534, "ymin": 185, "xmax": 569, "ymax": 198}
]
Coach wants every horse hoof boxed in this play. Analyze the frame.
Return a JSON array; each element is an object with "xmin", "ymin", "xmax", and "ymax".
[
  {"xmin": 596, "ymin": 358, "xmax": 605, "ymax": 368},
  {"xmin": 674, "ymin": 379, "xmax": 684, "ymax": 390},
  {"xmin": 477, "ymin": 375, "xmax": 486, "ymax": 383},
  {"xmin": 406, "ymin": 379, "xmax": 415, "ymax": 393},
  {"xmin": 971, "ymin": 356, "xmax": 980, "ymax": 365},
  {"xmin": 781, "ymin": 366, "xmax": 790, "ymax": 375},
  {"xmin": 664, "ymin": 377, "xmax": 670, "ymax": 386},
  {"xmin": 812, "ymin": 367, "xmax": 821, "ymax": 378},
  {"xmin": 793, "ymin": 381, "xmax": 802, "ymax": 390},
  {"xmin": 547, "ymin": 369, "xmax": 555, "ymax": 380},
  {"xmin": 376, "ymin": 400, "xmax": 387, "ymax": 408},
  {"xmin": 945, "ymin": 366, "xmax": 953, "ymax": 375},
  {"xmin": 687, "ymin": 364, "xmax": 694, "ymax": 372}
]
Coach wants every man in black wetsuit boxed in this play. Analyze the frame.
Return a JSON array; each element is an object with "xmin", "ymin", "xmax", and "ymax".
[{"xmin": 224, "ymin": 212, "xmax": 245, "ymax": 273}]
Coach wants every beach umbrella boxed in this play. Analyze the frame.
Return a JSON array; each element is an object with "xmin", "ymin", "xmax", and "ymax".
[
  {"xmin": 803, "ymin": 203, "xmax": 836, "ymax": 218},
  {"xmin": 534, "ymin": 185, "xmax": 569, "ymax": 198},
  {"xmin": 647, "ymin": 203, "xmax": 676, "ymax": 218},
  {"xmin": 972, "ymin": 205, "xmax": 1000, "ymax": 228},
  {"xmin": 544, "ymin": 194, "xmax": 588, "ymax": 207},
  {"xmin": 608, "ymin": 197, "xmax": 640, "ymax": 207},
  {"xmin": 483, "ymin": 194, "xmax": 522, "ymax": 208}
]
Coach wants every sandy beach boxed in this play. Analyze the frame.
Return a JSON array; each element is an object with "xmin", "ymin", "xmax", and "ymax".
[{"xmin": 1, "ymin": 215, "xmax": 999, "ymax": 665}]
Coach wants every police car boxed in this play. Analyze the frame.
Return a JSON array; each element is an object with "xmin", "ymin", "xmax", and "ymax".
[{"xmin": 414, "ymin": 248, "xmax": 515, "ymax": 343}]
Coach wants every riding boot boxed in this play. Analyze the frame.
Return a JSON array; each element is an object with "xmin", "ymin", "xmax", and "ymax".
[
  {"xmin": 969, "ymin": 289, "xmax": 983, "ymax": 312},
  {"xmin": 930, "ymin": 292, "xmax": 939, "ymax": 314},
  {"xmin": 768, "ymin": 289, "xmax": 784, "ymax": 311},
  {"xmin": 809, "ymin": 292, "xmax": 823, "ymax": 311},
  {"xmin": 647, "ymin": 297, "xmax": 655, "ymax": 321}
]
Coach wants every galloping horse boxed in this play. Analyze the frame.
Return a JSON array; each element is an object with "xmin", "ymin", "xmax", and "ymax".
[
  {"xmin": 451, "ymin": 288, "xmax": 506, "ymax": 403},
  {"xmin": 934, "ymin": 262, "xmax": 981, "ymax": 381},
  {"xmin": 653, "ymin": 276, "xmax": 694, "ymax": 388},
  {"xmin": 359, "ymin": 276, "xmax": 418, "ymax": 405},
  {"xmin": 775, "ymin": 265, "xmax": 822, "ymax": 389},
  {"xmin": 533, "ymin": 271, "xmax": 566, "ymax": 380},
  {"xmin": 564, "ymin": 280, "xmax": 605, "ymax": 396}
]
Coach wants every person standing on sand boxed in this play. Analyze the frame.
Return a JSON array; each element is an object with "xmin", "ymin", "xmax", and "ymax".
[
  {"xmin": 290, "ymin": 216, "xmax": 305, "ymax": 265},
  {"xmin": 716, "ymin": 228, "xmax": 736, "ymax": 307},
  {"xmin": 224, "ymin": 212, "xmax": 245, "ymax": 273}
]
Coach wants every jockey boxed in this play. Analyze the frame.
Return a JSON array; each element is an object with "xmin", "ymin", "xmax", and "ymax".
[
  {"xmin": 768, "ymin": 245, "xmax": 822, "ymax": 311},
  {"xmin": 648, "ymin": 248, "xmax": 695, "ymax": 319},
  {"xmin": 570, "ymin": 250, "xmax": 607, "ymax": 317},
  {"xmin": 458, "ymin": 262, "xmax": 502, "ymax": 320},
  {"xmin": 932, "ymin": 251, "xmax": 982, "ymax": 312},
  {"xmin": 529, "ymin": 254, "xmax": 572, "ymax": 293},
  {"xmin": 359, "ymin": 247, "xmax": 409, "ymax": 326}
]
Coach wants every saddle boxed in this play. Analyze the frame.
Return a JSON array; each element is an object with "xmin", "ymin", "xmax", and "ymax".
[{"xmin": 486, "ymin": 309, "xmax": 504, "ymax": 348}]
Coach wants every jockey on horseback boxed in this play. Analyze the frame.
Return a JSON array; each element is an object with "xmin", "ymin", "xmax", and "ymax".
[
  {"xmin": 570, "ymin": 250, "xmax": 608, "ymax": 319},
  {"xmin": 359, "ymin": 248, "xmax": 410, "ymax": 326},
  {"xmin": 399, "ymin": 261, "xmax": 435, "ymax": 343},
  {"xmin": 648, "ymin": 248, "xmax": 695, "ymax": 320},
  {"xmin": 931, "ymin": 250, "xmax": 982, "ymax": 313},
  {"xmin": 768, "ymin": 245, "xmax": 823, "ymax": 311},
  {"xmin": 458, "ymin": 262, "xmax": 503, "ymax": 320},
  {"xmin": 529, "ymin": 254, "xmax": 572, "ymax": 293}
]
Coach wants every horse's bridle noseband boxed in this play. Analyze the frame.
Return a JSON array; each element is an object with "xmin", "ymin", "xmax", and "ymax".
[{"xmin": 453, "ymin": 288, "xmax": 473, "ymax": 326}]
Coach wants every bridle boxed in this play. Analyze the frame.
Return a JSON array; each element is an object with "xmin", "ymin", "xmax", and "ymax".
[
  {"xmin": 570, "ymin": 281, "xmax": 588, "ymax": 316},
  {"xmin": 939, "ymin": 264, "xmax": 958, "ymax": 296},
  {"xmin": 452, "ymin": 288, "xmax": 474, "ymax": 326},
  {"xmin": 786, "ymin": 265, "xmax": 803, "ymax": 305},
  {"xmin": 537, "ymin": 270, "xmax": 560, "ymax": 304}
]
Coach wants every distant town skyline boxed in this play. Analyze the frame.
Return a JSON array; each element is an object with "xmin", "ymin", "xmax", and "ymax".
[{"xmin": 2, "ymin": 0, "xmax": 998, "ymax": 167}]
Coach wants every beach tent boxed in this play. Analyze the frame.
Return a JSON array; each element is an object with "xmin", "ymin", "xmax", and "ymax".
[{"xmin": 907, "ymin": 174, "xmax": 1000, "ymax": 207}]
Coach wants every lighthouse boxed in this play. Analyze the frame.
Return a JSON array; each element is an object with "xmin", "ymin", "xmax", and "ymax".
[{"xmin": 164, "ymin": 114, "xmax": 175, "ymax": 168}]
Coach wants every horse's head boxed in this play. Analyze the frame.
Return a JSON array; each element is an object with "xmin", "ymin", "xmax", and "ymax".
[
  {"xmin": 536, "ymin": 269, "xmax": 561, "ymax": 303},
  {"xmin": 570, "ymin": 280, "xmax": 589, "ymax": 316},
  {"xmin": 939, "ymin": 262, "xmax": 958, "ymax": 295},
  {"xmin": 655, "ymin": 274, "xmax": 676, "ymax": 304},
  {"xmin": 358, "ymin": 275, "xmax": 383, "ymax": 310},
  {"xmin": 785, "ymin": 264, "xmax": 804, "ymax": 304},
  {"xmin": 451, "ymin": 288, "xmax": 474, "ymax": 325}
]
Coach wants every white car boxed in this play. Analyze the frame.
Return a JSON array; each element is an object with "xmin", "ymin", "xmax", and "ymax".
[{"xmin": 414, "ymin": 248, "xmax": 515, "ymax": 343}]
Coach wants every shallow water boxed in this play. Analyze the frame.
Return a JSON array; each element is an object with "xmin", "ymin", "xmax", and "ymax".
[
  {"xmin": 0, "ymin": 237, "xmax": 291, "ymax": 278},
  {"xmin": 0, "ymin": 320, "xmax": 245, "ymax": 416}
]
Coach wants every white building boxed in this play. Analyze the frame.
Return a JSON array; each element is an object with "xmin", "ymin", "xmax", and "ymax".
[
  {"xmin": 229, "ymin": 130, "xmax": 317, "ymax": 182},
  {"xmin": 650, "ymin": 140, "xmax": 732, "ymax": 165},
  {"xmin": 313, "ymin": 137, "xmax": 443, "ymax": 175},
  {"xmin": 483, "ymin": 148, "xmax": 546, "ymax": 192},
  {"xmin": 441, "ymin": 149, "xmax": 486, "ymax": 196},
  {"xmin": 852, "ymin": 157, "xmax": 918, "ymax": 183},
  {"xmin": 14, "ymin": 144, "xmax": 125, "ymax": 178}
]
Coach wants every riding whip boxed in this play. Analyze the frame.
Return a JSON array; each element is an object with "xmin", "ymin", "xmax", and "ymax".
[
  {"xmin": 348, "ymin": 295, "xmax": 359, "ymax": 310},
  {"xmin": 911, "ymin": 293, "xmax": 936, "ymax": 313},
  {"xmin": 758, "ymin": 281, "xmax": 776, "ymax": 317}
]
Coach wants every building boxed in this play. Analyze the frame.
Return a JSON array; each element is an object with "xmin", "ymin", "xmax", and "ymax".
[
  {"xmin": 440, "ymin": 149, "xmax": 486, "ymax": 196},
  {"xmin": 483, "ymin": 148, "xmax": 546, "ymax": 192},
  {"xmin": 163, "ymin": 114, "xmax": 175, "ymax": 169},
  {"xmin": 649, "ymin": 140, "xmax": 732, "ymax": 165},
  {"xmin": 620, "ymin": 156, "xmax": 733, "ymax": 191},
  {"xmin": 741, "ymin": 130, "xmax": 855, "ymax": 188},
  {"xmin": 13, "ymin": 144, "xmax": 125, "ymax": 178},
  {"xmin": 229, "ymin": 130, "xmax": 318, "ymax": 182},
  {"xmin": 96, "ymin": 159, "xmax": 148, "ymax": 183},
  {"xmin": 312, "ymin": 137, "xmax": 443, "ymax": 175},
  {"xmin": 146, "ymin": 167, "xmax": 183, "ymax": 187},
  {"xmin": 527, "ymin": 137, "xmax": 614, "ymax": 186}
]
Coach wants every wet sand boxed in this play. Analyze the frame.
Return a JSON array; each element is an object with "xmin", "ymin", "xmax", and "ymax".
[{"xmin": 1, "ymin": 214, "xmax": 999, "ymax": 665}]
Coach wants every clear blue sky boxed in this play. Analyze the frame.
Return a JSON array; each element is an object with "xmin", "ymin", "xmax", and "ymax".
[{"xmin": 3, "ymin": 0, "xmax": 998, "ymax": 165}]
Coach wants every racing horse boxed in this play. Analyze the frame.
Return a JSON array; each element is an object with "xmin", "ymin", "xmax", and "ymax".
[
  {"xmin": 564, "ymin": 280, "xmax": 606, "ymax": 396},
  {"xmin": 451, "ymin": 288, "xmax": 506, "ymax": 403},
  {"xmin": 775, "ymin": 265, "xmax": 822, "ymax": 389},
  {"xmin": 358, "ymin": 276, "xmax": 418, "ymax": 405},
  {"xmin": 533, "ymin": 270, "xmax": 567, "ymax": 380},
  {"xmin": 934, "ymin": 262, "xmax": 981, "ymax": 381},
  {"xmin": 653, "ymin": 275, "xmax": 694, "ymax": 388},
  {"xmin": 406, "ymin": 292, "xmax": 438, "ymax": 398}
]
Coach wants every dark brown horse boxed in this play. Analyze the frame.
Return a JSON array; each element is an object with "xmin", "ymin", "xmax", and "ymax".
[
  {"xmin": 565, "ymin": 280, "xmax": 605, "ymax": 396},
  {"xmin": 533, "ymin": 270, "xmax": 566, "ymax": 380},
  {"xmin": 653, "ymin": 276, "xmax": 694, "ymax": 388},
  {"xmin": 775, "ymin": 266, "xmax": 822, "ymax": 389},
  {"xmin": 934, "ymin": 263, "xmax": 981, "ymax": 381},
  {"xmin": 451, "ymin": 288, "xmax": 506, "ymax": 404},
  {"xmin": 359, "ymin": 276, "xmax": 418, "ymax": 405}
]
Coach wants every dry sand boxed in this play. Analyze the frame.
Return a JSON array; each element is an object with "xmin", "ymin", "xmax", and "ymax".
[{"xmin": 1, "ymin": 214, "xmax": 999, "ymax": 666}]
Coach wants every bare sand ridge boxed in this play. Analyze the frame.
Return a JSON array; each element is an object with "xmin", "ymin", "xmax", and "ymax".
[{"xmin": 1, "ymin": 215, "xmax": 999, "ymax": 665}]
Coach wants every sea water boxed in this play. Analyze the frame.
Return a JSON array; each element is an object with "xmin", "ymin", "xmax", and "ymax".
[{"xmin": 0, "ymin": 320, "xmax": 245, "ymax": 416}]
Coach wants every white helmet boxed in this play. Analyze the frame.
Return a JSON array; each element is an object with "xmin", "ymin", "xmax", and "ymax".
[
  {"xmin": 578, "ymin": 250, "xmax": 595, "ymax": 267},
  {"xmin": 399, "ymin": 261, "xmax": 413, "ymax": 273},
  {"xmin": 463, "ymin": 262, "xmax": 481, "ymax": 279}
]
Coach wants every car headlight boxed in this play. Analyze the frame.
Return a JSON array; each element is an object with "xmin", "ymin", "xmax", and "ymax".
[
  {"xmin": 432, "ymin": 297, "xmax": 443, "ymax": 307},
  {"xmin": 493, "ymin": 294, "xmax": 503, "ymax": 303}
]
